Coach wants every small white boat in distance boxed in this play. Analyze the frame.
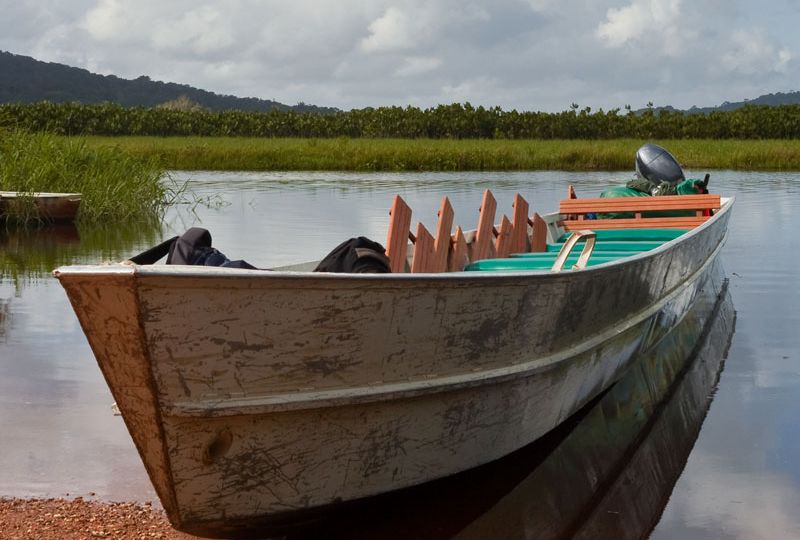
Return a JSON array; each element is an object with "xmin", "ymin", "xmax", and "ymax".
[{"xmin": 0, "ymin": 191, "xmax": 82, "ymax": 222}]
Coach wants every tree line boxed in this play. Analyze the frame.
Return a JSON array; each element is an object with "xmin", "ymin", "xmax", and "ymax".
[{"xmin": 2, "ymin": 101, "xmax": 800, "ymax": 139}]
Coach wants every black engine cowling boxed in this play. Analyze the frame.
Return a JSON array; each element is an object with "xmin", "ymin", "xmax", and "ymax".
[{"xmin": 635, "ymin": 143, "xmax": 685, "ymax": 185}]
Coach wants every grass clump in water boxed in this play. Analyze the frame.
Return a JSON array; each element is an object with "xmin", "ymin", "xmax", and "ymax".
[{"xmin": 0, "ymin": 129, "xmax": 170, "ymax": 224}]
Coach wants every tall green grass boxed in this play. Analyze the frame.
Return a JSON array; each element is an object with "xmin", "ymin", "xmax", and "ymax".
[
  {"xmin": 82, "ymin": 137, "xmax": 800, "ymax": 171},
  {"xmin": 0, "ymin": 130, "xmax": 170, "ymax": 223}
]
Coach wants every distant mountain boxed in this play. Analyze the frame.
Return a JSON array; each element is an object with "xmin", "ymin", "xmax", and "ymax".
[
  {"xmin": 0, "ymin": 50, "xmax": 338, "ymax": 114},
  {"xmin": 686, "ymin": 91, "xmax": 800, "ymax": 113},
  {"xmin": 636, "ymin": 92, "xmax": 800, "ymax": 115}
]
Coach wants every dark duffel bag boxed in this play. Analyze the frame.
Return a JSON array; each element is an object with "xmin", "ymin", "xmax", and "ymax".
[{"xmin": 313, "ymin": 236, "xmax": 391, "ymax": 273}]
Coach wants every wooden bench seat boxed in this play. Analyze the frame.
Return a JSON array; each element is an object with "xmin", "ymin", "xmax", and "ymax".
[
  {"xmin": 386, "ymin": 190, "xmax": 548, "ymax": 273},
  {"xmin": 559, "ymin": 194, "xmax": 721, "ymax": 231}
]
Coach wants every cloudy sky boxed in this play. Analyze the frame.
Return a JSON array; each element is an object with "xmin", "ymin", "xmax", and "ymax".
[{"xmin": 1, "ymin": 0, "xmax": 798, "ymax": 111}]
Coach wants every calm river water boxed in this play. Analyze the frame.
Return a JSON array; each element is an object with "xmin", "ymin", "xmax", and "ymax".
[{"xmin": 1, "ymin": 170, "xmax": 798, "ymax": 539}]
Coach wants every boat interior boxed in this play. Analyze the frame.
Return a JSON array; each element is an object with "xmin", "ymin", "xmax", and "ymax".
[
  {"xmin": 388, "ymin": 186, "xmax": 725, "ymax": 274},
  {"xmin": 464, "ymin": 228, "xmax": 688, "ymax": 272}
]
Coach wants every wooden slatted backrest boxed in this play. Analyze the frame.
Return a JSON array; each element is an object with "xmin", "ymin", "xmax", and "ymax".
[
  {"xmin": 433, "ymin": 197, "xmax": 454, "ymax": 272},
  {"xmin": 410, "ymin": 196, "xmax": 456, "ymax": 273},
  {"xmin": 448, "ymin": 226, "xmax": 469, "ymax": 272},
  {"xmin": 388, "ymin": 195, "xmax": 458, "ymax": 273},
  {"xmin": 470, "ymin": 190, "xmax": 497, "ymax": 262},
  {"xmin": 387, "ymin": 191, "xmax": 547, "ymax": 272},
  {"xmin": 410, "ymin": 222, "xmax": 435, "ymax": 273},
  {"xmin": 559, "ymin": 194, "xmax": 721, "ymax": 231},
  {"xmin": 494, "ymin": 215, "xmax": 514, "ymax": 258},
  {"xmin": 386, "ymin": 195, "xmax": 413, "ymax": 272},
  {"xmin": 508, "ymin": 193, "xmax": 530, "ymax": 254},
  {"xmin": 529, "ymin": 212, "xmax": 547, "ymax": 252}
]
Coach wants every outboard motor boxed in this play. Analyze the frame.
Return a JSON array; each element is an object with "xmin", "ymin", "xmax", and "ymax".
[{"xmin": 635, "ymin": 143, "xmax": 685, "ymax": 185}]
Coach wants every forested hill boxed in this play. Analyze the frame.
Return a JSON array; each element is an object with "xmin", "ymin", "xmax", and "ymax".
[
  {"xmin": 0, "ymin": 50, "xmax": 337, "ymax": 113},
  {"xmin": 686, "ymin": 92, "xmax": 800, "ymax": 113},
  {"xmin": 3, "ymin": 49, "xmax": 798, "ymax": 115}
]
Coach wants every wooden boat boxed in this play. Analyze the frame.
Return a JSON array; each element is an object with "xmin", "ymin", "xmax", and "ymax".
[
  {"xmin": 54, "ymin": 187, "xmax": 733, "ymax": 537},
  {"xmin": 0, "ymin": 191, "xmax": 82, "ymax": 222}
]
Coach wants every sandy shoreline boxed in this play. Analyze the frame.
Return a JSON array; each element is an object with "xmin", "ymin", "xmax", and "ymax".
[{"xmin": 0, "ymin": 497, "xmax": 204, "ymax": 540}]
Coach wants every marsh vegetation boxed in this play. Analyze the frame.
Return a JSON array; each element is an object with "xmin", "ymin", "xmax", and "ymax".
[
  {"xmin": 83, "ymin": 136, "xmax": 800, "ymax": 171},
  {"xmin": 0, "ymin": 130, "xmax": 171, "ymax": 224}
]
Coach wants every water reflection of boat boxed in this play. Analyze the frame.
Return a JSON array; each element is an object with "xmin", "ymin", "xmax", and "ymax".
[
  {"xmin": 0, "ymin": 220, "xmax": 162, "ymax": 286},
  {"xmin": 293, "ymin": 277, "xmax": 735, "ymax": 540},
  {"xmin": 0, "ymin": 298, "xmax": 9, "ymax": 342},
  {"xmin": 0, "ymin": 191, "xmax": 82, "ymax": 222},
  {"xmin": 0, "ymin": 223, "xmax": 81, "ymax": 248},
  {"xmin": 0, "ymin": 224, "xmax": 81, "ymax": 286},
  {"xmin": 53, "ymin": 193, "xmax": 733, "ymax": 536}
]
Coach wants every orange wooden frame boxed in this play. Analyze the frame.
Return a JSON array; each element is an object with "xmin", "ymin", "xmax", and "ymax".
[
  {"xmin": 559, "ymin": 194, "xmax": 721, "ymax": 231},
  {"xmin": 386, "ymin": 190, "xmax": 549, "ymax": 272}
]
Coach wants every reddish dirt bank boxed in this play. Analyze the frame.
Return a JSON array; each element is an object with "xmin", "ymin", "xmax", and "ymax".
[{"xmin": 0, "ymin": 497, "xmax": 204, "ymax": 540}]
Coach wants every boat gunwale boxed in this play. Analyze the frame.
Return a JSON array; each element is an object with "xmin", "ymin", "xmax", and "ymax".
[{"xmin": 0, "ymin": 191, "xmax": 82, "ymax": 199}]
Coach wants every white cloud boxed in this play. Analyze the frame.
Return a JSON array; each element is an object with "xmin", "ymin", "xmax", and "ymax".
[
  {"xmin": 83, "ymin": 0, "xmax": 129, "ymax": 42},
  {"xmin": 722, "ymin": 30, "xmax": 794, "ymax": 75},
  {"xmin": 1, "ymin": 0, "xmax": 799, "ymax": 111},
  {"xmin": 395, "ymin": 56, "xmax": 442, "ymax": 77},
  {"xmin": 442, "ymin": 77, "xmax": 500, "ymax": 104},
  {"xmin": 595, "ymin": 0, "xmax": 683, "ymax": 54},
  {"xmin": 150, "ymin": 7, "xmax": 234, "ymax": 54},
  {"xmin": 361, "ymin": 7, "xmax": 414, "ymax": 53},
  {"xmin": 361, "ymin": 6, "xmax": 426, "ymax": 53},
  {"xmin": 522, "ymin": 0, "xmax": 558, "ymax": 12}
]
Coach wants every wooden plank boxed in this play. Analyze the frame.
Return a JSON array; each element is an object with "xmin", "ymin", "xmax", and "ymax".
[
  {"xmin": 559, "ymin": 194, "xmax": 720, "ymax": 214},
  {"xmin": 448, "ymin": 226, "xmax": 469, "ymax": 271},
  {"xmin": 495, "ymin": 215, "xmax": 513, "ymax": 258},
  {"xmin": 432, "ymin": 197, "xmax": 454, "ymax": 272},
  {"xmin": 530, "ymin": 212, "xmax": 547, "ymax": 252},
  {"xmin": 509, "ymin": 193, "xmax": 529, "ymax": 254},
  {"xmin": 561, "ymin": 193, "xmax": 720, "ymax": 208},
  {"xmin": 560, "ymin": 200, "xmax": 721, "ymax": 213},
  {"xmin": 562, "ymin": 216, "xmax": 707, "ymax": 230},
  {"xmin": 411, "ymin": 223, "xmax": 435, "ymax": 273},
  {"xmin": 386, "ymin": 195, "xmax": 413, "ymax": 273},
  {"xmin": 560, "ymin": 200, "xmax": 720, "ymax": 214},
  {"xmin": 558, "ymin": 193, "xmax": 720, "ymax": 232},
  {"xmin": 471, "ymin": 190, "xmax": 497, "ymax": 262}
]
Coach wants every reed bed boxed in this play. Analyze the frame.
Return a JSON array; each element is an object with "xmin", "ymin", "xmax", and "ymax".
[
  {"xmin": 0, "ymin": 130, "xmax": 170, "ymax": 224},
  {"xmin": 82, "ymin": 137, "xmax": 800, "ymax": 172}
]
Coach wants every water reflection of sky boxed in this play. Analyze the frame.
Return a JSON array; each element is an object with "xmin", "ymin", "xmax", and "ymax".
[
  {"xmin": 651, "ymin": 172, "xmax": 800, "ymax": 540},
  {"xmin": 1, "ymin": 170, "xmax": 799, "ymax": 538}
]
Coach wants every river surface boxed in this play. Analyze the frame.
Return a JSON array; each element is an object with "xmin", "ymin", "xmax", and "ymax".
[{"xmin": 0, "ymin": 170, "xmax": 798, "ymax": 539}]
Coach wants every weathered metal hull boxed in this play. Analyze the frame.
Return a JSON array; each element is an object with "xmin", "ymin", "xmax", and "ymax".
[
  {"xmin": 290, "ymin": 263, "xmax": 734, "ymax": 540},
  {"xmin": 455, "ymin": 267, "xmax": 735, "ymax": 540},
  {"xmin": 0, "ymin": 191, "xmax": 82, "ymax": 222},
  {"xmin": 54, "ymin": 199, "xmax": 732, "ymax": 536}
]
